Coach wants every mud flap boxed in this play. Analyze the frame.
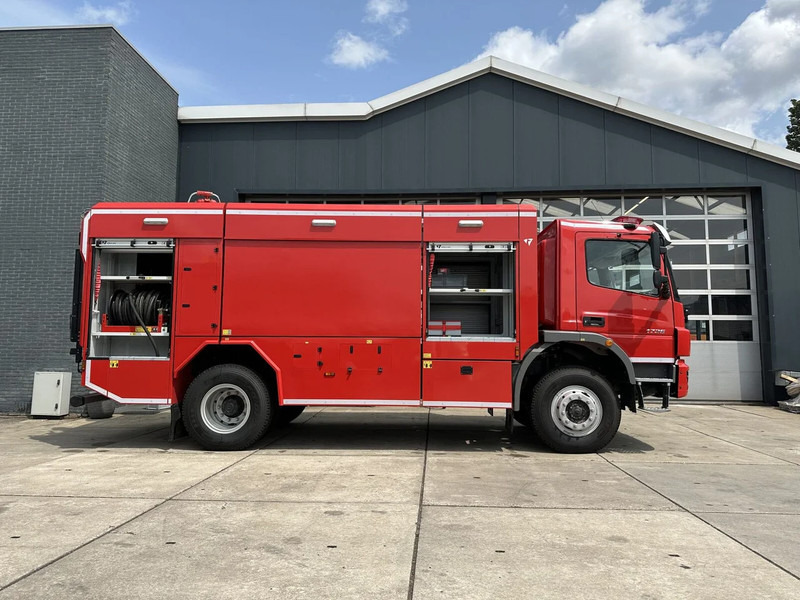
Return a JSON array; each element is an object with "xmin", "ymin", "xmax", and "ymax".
[{"xmin": 169, "ymin": 404, "xmax": 187, "ymax": 441}]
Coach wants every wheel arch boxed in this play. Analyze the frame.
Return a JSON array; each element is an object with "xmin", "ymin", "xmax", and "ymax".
[
  {"xmin": 175, "ymin": 342, "xmax": 283, "ymax": 406},
  {"xmin": 514, "ymin": 331, "xmax": 637, "ymax": 413}
]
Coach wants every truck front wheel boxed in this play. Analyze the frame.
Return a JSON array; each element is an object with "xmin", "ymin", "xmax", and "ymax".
[
  {"xmin": 529, "ymin": 367, "xmax": 621, "ymax": 453},
  {"xmin": 182, "ymin": 364, "xmax": 274, "ymax": 451}
]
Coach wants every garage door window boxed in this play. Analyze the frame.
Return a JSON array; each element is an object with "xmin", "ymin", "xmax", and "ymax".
[{"xmin": 503, "ymin": 192, "xmax": 757, "ymax": 343}]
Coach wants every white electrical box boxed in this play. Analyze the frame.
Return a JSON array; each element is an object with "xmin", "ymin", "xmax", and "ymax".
[{"xmin": 31, "ymin": 371, "xmax": 71, "ymax": 417}]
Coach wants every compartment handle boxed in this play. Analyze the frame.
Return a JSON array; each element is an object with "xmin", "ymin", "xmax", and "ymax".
[
  {"xmin": 311, "ymin": 219, "xmax": 337, "ymax": 227},
  {"xmin": 458, "ymin": 219, "xmax": 483, "ymax": 228},
  {"xmin": 143, "ymin": 217, "xmax": 169, "ymax": 226}
]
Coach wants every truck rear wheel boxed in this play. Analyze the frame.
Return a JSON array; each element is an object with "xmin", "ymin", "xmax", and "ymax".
[
  {"xmin": 529, "ymin": 367, "xmax": 620, "ymax": 453},
  {"xmin": 182, "ymin": 364, "xmax": 274, "ymax": 451}
]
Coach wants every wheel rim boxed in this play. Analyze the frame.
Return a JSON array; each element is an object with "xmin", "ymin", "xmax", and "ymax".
[
  {"xmin": 550, "ymin": 385, "xmax": 603, "ymax": 437},
  {"xmin": 200, "ymin": 383, "xmax": 251, "ymax": 435}
]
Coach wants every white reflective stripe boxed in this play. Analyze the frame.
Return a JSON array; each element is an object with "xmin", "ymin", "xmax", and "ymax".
[
  {"xmin": 84, "ymin": 360, "xmax": 106, "ymax": 395},
  {"xmin": 81, "ymin": 212, "xmax": 91, "ymax": 259},
  {"xmin": 103, "ymin": 391, "xmax": 170, "ymax": 404},
  {"xmin": 520, "ymin": 213, "xmax": 538, "ymax": 217},
  {"xmin": 426, "ymin": 212, "xmax": 517, "ymax": 218},
  {"xmin": 91, "ymin": 209, "xmax": 224, "ymax": 215},
  {"xmin": 227, "ymin": 209, "xmax": 421, "ymax": 217},
  {"xmin": 630, "ymin": 357, "xmax": 676, "ymax": 363},
  {"xmin": 422, "ymin": 401, "xmax": 512, "ymax": 408},
  {"xmin": 282, "ymin": 398, "xmax": 420, "ymax": 406}
]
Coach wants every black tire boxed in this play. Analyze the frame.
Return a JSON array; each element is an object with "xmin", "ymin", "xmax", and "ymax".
[
  {"xmin": 513, "ymin": 407, "xmax": 532, "ymax": 428},
  {"xmin": 529, "ymin": 367, "xmax": 621, "ymax": 453},
  {"xmin": 182, "ymin": 364, "xmax": 274, "ymax": 451},
  {"xmin": 86, "ymin": 399, "xmax": 116, "ymax": 419},
  {"xmin": 275, "ymin": 405, "xmax": 306, "ymax": 426}
]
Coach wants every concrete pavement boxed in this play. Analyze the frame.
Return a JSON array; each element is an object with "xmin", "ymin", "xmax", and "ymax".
[{"xmin": 1, "ymin": 404, "xmax": 799, "ymax": 599}]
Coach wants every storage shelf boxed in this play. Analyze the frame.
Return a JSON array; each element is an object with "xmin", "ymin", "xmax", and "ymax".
[
  {"xmin": 92, "ymin": 331, "xmax": 170, "ymax": 337},
  {"xmin": 100, "ymin": 275, "xmax": 172, "ymax": 281},
  {"xmin": 429, "ymin": 288, "xmax": 512, "ymax": 295}
]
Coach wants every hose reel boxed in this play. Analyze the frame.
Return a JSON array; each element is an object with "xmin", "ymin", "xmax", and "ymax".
[{"xmin": 107, "ymin": 286, "xmax": 171, "ymax": 356}]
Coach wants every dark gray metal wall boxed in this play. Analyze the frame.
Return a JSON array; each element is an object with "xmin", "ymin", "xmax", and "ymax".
[
  {"xmin": 0, "ymin": 27, "xmax": 178, "ymax": 412},
  {"xmin": 178, "ymin": 73, "xmax": 800, "ymax": 402}
]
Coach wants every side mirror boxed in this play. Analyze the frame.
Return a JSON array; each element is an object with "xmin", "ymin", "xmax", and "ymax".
[
  {"xmin": 649, "ymin": 232, "xmax": 661, "ymax": 270},
  {"xmin": 652, "ymin": 271, "xmax": 671, "ymax": 299}
]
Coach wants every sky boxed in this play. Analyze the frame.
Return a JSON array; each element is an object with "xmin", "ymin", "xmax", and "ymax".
[{"xmin": 1, "ymin": 0, "xmax": 799, "ymax": 146}]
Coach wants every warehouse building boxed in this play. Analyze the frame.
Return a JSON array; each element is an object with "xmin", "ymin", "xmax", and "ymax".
[{"xmin": 1, "ymin": 25, "xmax": 799, "ymax": 410}]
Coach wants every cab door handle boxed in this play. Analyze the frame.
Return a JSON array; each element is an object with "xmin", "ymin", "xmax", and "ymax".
[{"xmin": 582, "ymin": 316, "xmax": 605, "ymax": 327}]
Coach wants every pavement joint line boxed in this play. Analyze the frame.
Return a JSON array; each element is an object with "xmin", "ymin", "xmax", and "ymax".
[
  {"xmin": 167, "ymin": 498, "xmax": 419, "ymax": 505},
  {"xmin": 599, "ymin": 454, "xmax": 800, "ymax": 583},
  {"xmin": 406, "ymin": 409, "xmax": 431, "ymax": 600},
  {"xmin": 0, "ymin": 444, "xmax": 264, "ymax": 593},
  {"xmin": 722, "ymin": 405, "xmax": 773, "ymax": 418},
  {"xmin": 0, "ymin": 494, "xmax": 172, "ymax": 500},
  {"xmin": 421, "ymin": 504, "xmax": 678, "ymax": 511},
  {"xmin": 603, "ymin": 460, "xmax": 791, "ymax": 466},
  {"xmin": 666, "ymin": 421, "xmax": 800, "ymax": 467}
]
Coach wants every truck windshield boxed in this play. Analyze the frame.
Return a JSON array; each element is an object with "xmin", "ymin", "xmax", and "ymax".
[{"xmin": 586, "ymin": 240, "xmax": 658, "ymax": 296}]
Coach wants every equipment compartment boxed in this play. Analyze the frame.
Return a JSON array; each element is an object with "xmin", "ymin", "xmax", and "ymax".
[
  {"xmin": 426, "ymin": 243, "xmax": 515, "ymax": 339},
  {"xmin": 88, "ymin": 240, "xmax": 173, "ymax": 358}
]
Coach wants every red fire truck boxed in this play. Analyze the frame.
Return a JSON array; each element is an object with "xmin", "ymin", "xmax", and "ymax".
[{"xmin": 70, "ymin": 194, "xmax": 689, "ymax": 453}]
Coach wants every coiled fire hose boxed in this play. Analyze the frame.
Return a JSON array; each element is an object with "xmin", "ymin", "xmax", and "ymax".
[{"xmin": 108, "ymin": 287, "xmax": 171, "ymax": 357}]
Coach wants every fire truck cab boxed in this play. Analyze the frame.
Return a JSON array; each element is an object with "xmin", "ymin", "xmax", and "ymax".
[{"xmin": 71, "ymin": 199, "xmax": 689, "ymax": 453}]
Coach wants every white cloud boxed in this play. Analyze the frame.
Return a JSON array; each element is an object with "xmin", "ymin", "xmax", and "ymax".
[
  {"xmin": 0, "ymin": 0, "xmax": 133, "ymax": 27},
  {"xmin": 77, "ymin": 1, "xmax": 133, "ymax": 26},
  {"xmin": 330, "ymin": 32, "xmax": 389, "ymax": 69},
  {"xmin": 365, "ymin": 0, "xmax": 408, "ymax": 35},
  {"xmin": 327, "ymin": 0, "xmax": 408, "ymax": 68},
  {"xmin": 477, "ymin": 0, "xmax": 800, "ymax": 144}
]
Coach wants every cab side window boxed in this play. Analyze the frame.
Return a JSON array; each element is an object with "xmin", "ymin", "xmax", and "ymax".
[{"xmin": 586, "ymin": 240, "xmax": 658, "ymax": 296}]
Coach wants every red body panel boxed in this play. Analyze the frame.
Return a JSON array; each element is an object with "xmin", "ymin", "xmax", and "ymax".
[
  {"xmin": 422, "ymin": 360, "xmax": 511, "ymax": 407},
  {"xmin": 423, "ymin": 205, "xmax": 519, "ymax": 241},
  {"xmin": 225, "ymin": 204, "xmax": 422, "ymax": 242},
  {"xmin": 87, "ymin": 203, "xmax": 223, "ymax": 240},
  {"xmin": 172, "ymin": 337, "xmax": 218, "ymax": 375},
  {"xmin": 422, "ymin": 340, "xmax": 517, "ymax": 361},
  {"xmin": 244, "ymin": 337, "xmax": 421, "ymax": 405},
  {"xmin": 538, "ymin": 225, "xmax": 558, "ymax": 328},
  {"xmin": 88, "ymin": 359, "xmax": 171, "ymax": 402},
  {"xmin": 174, "ymin": 239, "xmax": 223, "ymax": 336},
  {"xmin": 222, "ymin": 240, "xmax": 422, "ymax": 338},
  {"xmin": 517, "ymin": 205, "xmax": 539, "ymax": 352},
  {"xmin": 676, "ymin": 359, "xmax": 689, "ymax": 398}
]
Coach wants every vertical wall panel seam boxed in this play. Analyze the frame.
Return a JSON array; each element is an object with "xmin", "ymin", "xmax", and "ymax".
[
  {"xmin": 603, "ymin": 111, "xmax": 609, "ymax": 186},
  {"xmin": 293, "ymin": 122, "xmax": 298, "ymax": 191},
  {"xmin": 250, "ymin": 123, "xmax": 255, "ymax": 199},
  {"xmin": 649, "ymin": 124, "xmax": 655, "ymax": 186},
  {"xmin": 467, "ymin": 80, "xmax": 472, "ymax": 188},
  {"xmin": 694, "ymin": 138, "xmax": 701, "ymax": 184},
  {"xmin": 424, "ymin": 98, "xmax": 429, "ymax": 188},
  {"xmin": 513, "ymin": 83, "xmax": 521, "ymax": 188}
]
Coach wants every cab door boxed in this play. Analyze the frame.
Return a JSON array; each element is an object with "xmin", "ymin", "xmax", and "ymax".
[{"xmin": 575, "ymin": 232, "xmax": 674, "ymax": 360}]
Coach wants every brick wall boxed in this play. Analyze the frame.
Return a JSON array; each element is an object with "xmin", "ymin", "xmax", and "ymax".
[{"xmin": 0, "ymin": 27, "xmax": 178, "ymax": 412}]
